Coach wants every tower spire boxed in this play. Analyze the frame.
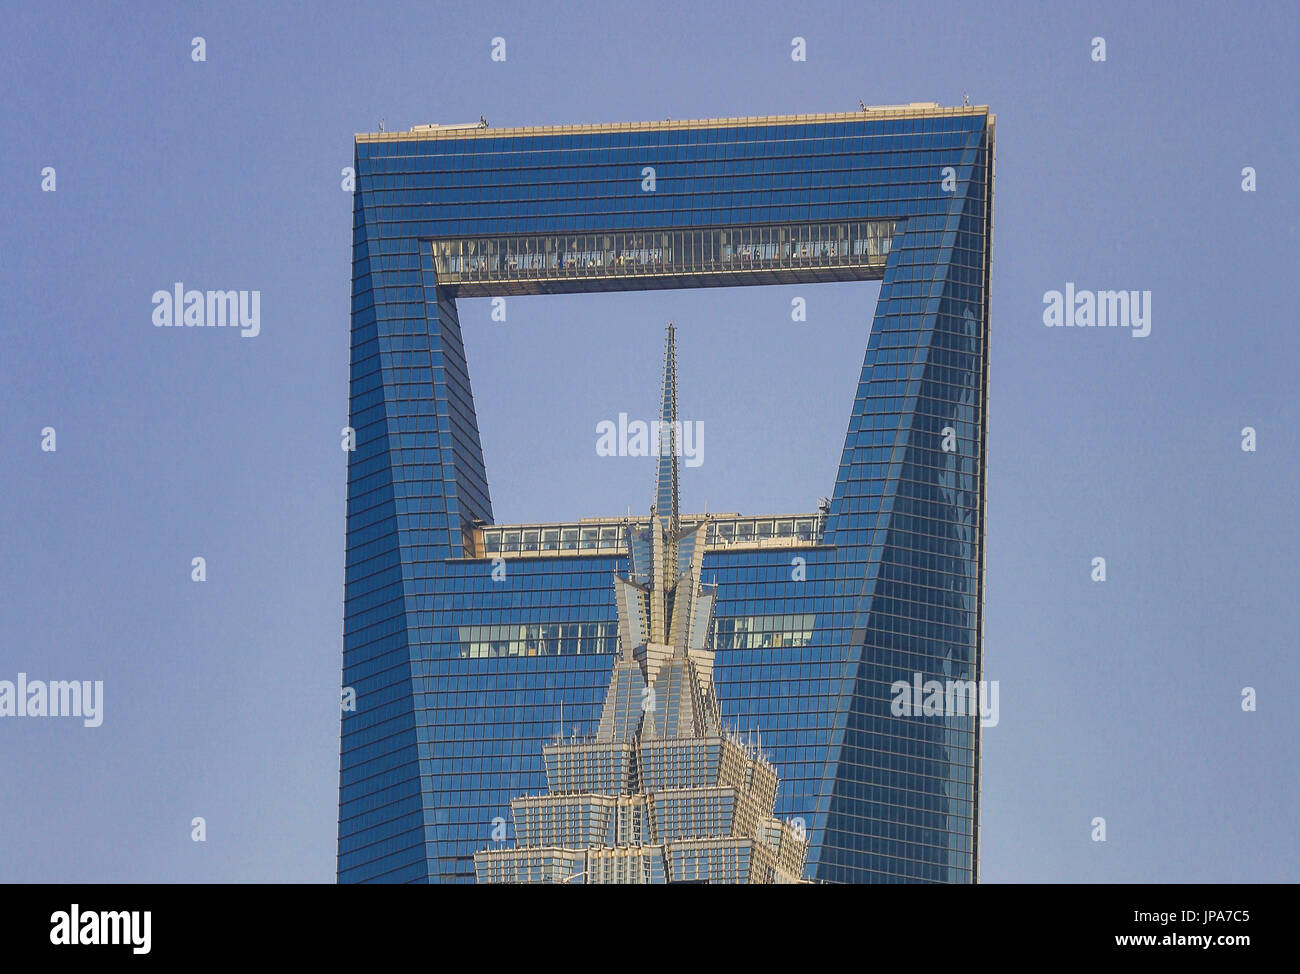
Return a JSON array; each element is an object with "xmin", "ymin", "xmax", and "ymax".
[
  {"xmin": 654, "ymin": 322, "xmax": 680, "ymax": 601},
  {"xmin": 655, "ymin": 322, "xmax": 680, "ymax": 539}
]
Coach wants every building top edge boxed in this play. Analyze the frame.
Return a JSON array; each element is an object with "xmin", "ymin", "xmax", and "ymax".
[{"xmin": 355, "ymin": 105, "xmax": 993, "ymax": 142}]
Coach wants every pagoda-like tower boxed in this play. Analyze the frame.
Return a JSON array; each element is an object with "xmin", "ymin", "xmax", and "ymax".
[{"xmin": 474, "ymin": 325, "xmax": 808, "ymax": 884}]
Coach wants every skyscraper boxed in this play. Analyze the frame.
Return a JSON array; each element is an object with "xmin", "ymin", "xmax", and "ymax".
[
  {"xmin": 474, "ymin": 326, "xmax": 809, "ymax": 884},
  {"xmin": 340, "ymin": 105, "xmax": 993, "ymax": 883}
]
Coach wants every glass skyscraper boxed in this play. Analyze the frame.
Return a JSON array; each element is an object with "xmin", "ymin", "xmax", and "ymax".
[{"xmin": 339, "ymin": 104, "xmax": 994, "ymax": 883}]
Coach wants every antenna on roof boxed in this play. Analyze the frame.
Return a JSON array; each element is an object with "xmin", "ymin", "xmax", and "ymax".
[
  {"xmin": 858, "ymin": 100, "xmax": 866, "ymax": 110},
  {"xmin": 378, "ymin": 118, "xmax": 386, "ymax": 133},
  {"xmin": 479, "ymin": 115, "xmax": 488, "ymax": 128},
  {"xmin": 962, "ymin": 92, "xmax": 971, "ymax": 107}
]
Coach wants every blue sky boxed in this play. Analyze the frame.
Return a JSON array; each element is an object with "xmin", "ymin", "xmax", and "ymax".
[{"xmin": 1, "ymin": 0, "xmax": 1296, "ymax": 882}]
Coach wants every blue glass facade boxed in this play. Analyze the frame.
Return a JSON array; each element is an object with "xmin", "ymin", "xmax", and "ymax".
[{"xmin": 339, "ymin": 106, "xmax": 994, "ymax": 883}]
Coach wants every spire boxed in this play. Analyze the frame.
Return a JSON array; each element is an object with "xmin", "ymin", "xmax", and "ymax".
[
  {"xmin": 655, "ymin": 323, "xmax": 680, "ymax": 605},
  {"xmin": 655, "ymin": 322, "xmax": 680, "ymax": 541},
  {"xmin": 598, "ymin": 321, "xmax": 719, "ymax": 742}
]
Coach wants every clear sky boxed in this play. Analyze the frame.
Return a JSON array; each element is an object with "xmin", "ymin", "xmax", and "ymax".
[{"xmin": 1, "ymin": 0, "xmax": 1296, "ymax": 883}]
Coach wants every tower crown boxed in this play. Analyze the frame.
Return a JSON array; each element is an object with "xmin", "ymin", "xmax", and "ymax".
[{"xmin": 596, "ymin": 323, "xmax": 717, "ymax": 742}]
